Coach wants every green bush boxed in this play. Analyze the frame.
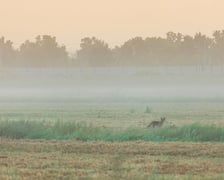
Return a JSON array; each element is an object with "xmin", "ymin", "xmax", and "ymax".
[{"xmin": 0, "ymin": 120, "xmax": 224, "ymax": 142}]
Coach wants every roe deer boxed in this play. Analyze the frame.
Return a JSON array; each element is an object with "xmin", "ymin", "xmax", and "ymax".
[{"xmin": 147, "ymin": 117, "xmax": 166, "ymax": 128}]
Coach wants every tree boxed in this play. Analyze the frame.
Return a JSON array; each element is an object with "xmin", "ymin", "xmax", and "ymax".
[
  {"xmin": 114, "ymin": 37, "xmax": 147, "ymax": 66},
  {"xmin": 0, "ymin": 37, "xmax": 16, "ymax": 66},
  {"xmin": 19, "ymin": 35, "xmax": 69, "ymax": 67},
  {"xmin": 193, "ymin": 33, "xmax": 212, "ymax": 68},
  {"xmin": 76, "ymin": 37, "xmax": 114, "ymax": 66},
  {"xmin": 179, "ymin": 35, "xmax": 196, "ymax": 65},
  {"xmin": 212, "ymin": 30, "xmax": 224, "ymax": 65}
]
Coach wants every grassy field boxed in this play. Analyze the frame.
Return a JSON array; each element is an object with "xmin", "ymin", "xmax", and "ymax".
[
  {"xmin": 0, "ymin": 100, "xmax": 224, "ymax": 179},
  {"xmin": 0, "ymin": 101, "xmax": 224, "ymax": 128}
]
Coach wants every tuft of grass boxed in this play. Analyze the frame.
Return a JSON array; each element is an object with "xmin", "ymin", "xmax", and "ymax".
[
  {"xmin": 129, "ymin": 109, "xmax": 135, "ymax": 114},
  {"xmin": 144, "ymin": 106, "xmax": 152, "ymax": 114},
  {"xmin": 0, "ymin": 120, "xmax": 224, "ymax": 142}
]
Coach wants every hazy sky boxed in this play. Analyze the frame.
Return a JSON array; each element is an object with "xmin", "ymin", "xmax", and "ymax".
[{"xmin": 0, "ymin": 0, "xmax": 223, "ymax": 52}]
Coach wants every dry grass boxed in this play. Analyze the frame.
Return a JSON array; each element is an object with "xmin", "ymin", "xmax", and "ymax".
[{"xmin": 0, "ymin": 139, "xmax": 224, "ymax": 179}]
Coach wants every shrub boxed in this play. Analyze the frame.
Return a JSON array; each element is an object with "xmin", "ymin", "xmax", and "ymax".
[{"xmin": 0, "ymin": 120, "xmax": 223, "ymax": 142}]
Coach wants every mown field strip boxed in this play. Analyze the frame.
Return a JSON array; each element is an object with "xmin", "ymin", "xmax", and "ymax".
[{"xmin": 0, "ymin": 140, "xmax": 224, "ymax": 179}]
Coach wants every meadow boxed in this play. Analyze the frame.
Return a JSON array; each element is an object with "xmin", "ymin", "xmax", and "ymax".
[
  {"xmin": 0, "ymin": 100, "xmax": 224, "ymax": 179},
  {"xmin": 1, "ymin": 100, "xmax": 224, "ymax": 128}
]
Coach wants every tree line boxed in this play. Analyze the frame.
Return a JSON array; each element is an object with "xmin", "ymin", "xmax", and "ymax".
[{"xmin": 1, "ymin": 31, "xmax": 224, "ymax": 67}]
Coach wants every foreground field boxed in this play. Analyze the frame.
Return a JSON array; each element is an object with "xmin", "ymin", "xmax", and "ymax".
[
  {"xmin": 0, "ymin": 101, "xmax": 224, "ymax": 179},
  {"xmin": 0, "ymin": 139, "xmax": 224, "ymax": 179}
]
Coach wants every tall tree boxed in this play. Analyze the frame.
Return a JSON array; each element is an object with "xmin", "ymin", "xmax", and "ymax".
[
  {"xmin": 114, "ymin": 37, "xmax": 147, "ymax": 66},
  {"xmin": 19, "ymin": 35, "xmax": 69, "ymax": 67},
  {"xmin": 212, "ymin": 30, "xmax": 224, "ymax": 65},
  {"xmin": 0, "ymin": 37, "xmax": 16, "ymax": 66},
  {"xmin": 76, "ymin": 37, "xmax": 114, "ymax": 66},
  {"xmin": 193, "ymin": 33, "xmax": 212, "ymax": 68}
]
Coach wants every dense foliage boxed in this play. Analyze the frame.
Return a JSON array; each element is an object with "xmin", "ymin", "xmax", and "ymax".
[{"xmin": 1, "ymin": 30, "xmax": 224, "ymax": 67}]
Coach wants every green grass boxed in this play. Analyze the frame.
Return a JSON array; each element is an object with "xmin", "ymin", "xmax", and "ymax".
[
  {"xmin": 0, "ymin": 120, "xmax": 224, "ymax": 142},
  {"xmin": 1, "ymin": 101, "xmax": 224, "ymax": 129}
]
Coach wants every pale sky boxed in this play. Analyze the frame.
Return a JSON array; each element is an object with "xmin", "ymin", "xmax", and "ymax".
[{"xmin": 0, "ymin": 0, "xmax": 223, "ymax": 52}]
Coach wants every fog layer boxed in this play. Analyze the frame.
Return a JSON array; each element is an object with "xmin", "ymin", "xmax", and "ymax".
[{"xmin": 0, "ymin": 67, "xmax": 223, "ymax": 101}]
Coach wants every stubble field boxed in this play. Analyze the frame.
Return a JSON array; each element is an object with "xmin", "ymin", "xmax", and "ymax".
[{"xmin": 0, "ymin": 140, "xmax": 224, "ymax": 179}]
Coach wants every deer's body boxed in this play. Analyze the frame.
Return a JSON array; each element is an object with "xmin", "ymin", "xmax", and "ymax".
[{"xmin": 147, "ymin": 117, "xmax": 166, "ymax": 128}]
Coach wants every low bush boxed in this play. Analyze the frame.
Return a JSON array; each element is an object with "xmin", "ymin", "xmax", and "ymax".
[{"xmin": 0, "ymin": 120, "xmax": 223, "ymax": 142}]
